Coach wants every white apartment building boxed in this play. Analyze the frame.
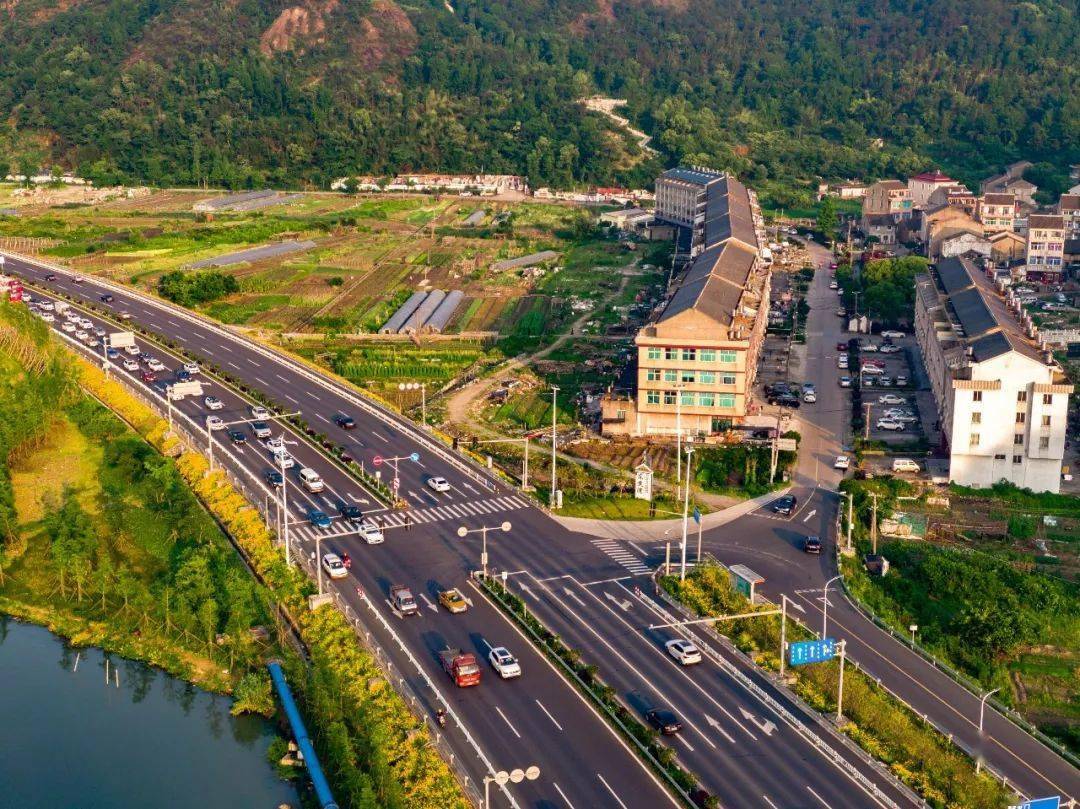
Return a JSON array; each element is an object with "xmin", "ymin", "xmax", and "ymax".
[
  {"xmin": 977, "ymin": 193, "xmax": 1017, "ymax": 233},
  {"xmin": 915, "ymin": 256, "xmax": 1073, "ymax": 493},
  {"xmin": 1025, "ymin": 214, "xmax": 1066, "ymax": 278}
]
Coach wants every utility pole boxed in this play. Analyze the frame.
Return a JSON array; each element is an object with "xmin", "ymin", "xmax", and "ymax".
[
  {"xmin": 675, "ymin": 384, "xmax": 683, "ymax": 501},
  {"xmin": 836, "ymin": 639, "xmax": 847, "ymax": 722},
  {"xmin": 864, "ymin": 402, "xmax": 872, "ymax": 440},
  {"xmin": 846, "ymin": 491, "xmax": 854, "ymax": 550},
  {"xmin": 679, "ymin": 447, "xmax": 694, "ymax": 581},
  {"xmin": 870, "ymin": 492, "xmax": 879, "ymax": 554},
  {"xmin": 549, "ymin": 386, "xmax": 559, "ymax": 508},
  {"xmin": 779, "ymin": 594, "xmax": 789, "ymax": 677},
  {"xmin": 770, "ymin": 407, "xmax": 785, "ymax": 483}
]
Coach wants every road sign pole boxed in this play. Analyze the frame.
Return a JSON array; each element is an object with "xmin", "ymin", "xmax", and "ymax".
[
  {"xmin": 680, "ymin": 447, "xmax": 693, "ymax": 581},
  {"xmin": 523, "ymin": 437, "xmax": 529, "ymax": 492},
  {"xmin": 550, "ymin": 386, "xmax": 559, "ymax": 508},
  {"xmin": 779, "ymin": 594, "xmax": 788, "ymax": 677},
  {"xmin": 846, "ymin": 491, "xmax": 853, "ymax": 550},
  {"xmin": 206, "ymin": 422, "xmax": 214, "ymax": 474},
  {"xmin": 696, "ymin": 508, "xmax": 704, "ymax": 562},
  {"xmin": 281, "ymin": 437, "xmax": 291, "ymax": 567},
  {"xmin": 316, "ymin": 534, "xmax": 323, "ymax": 595},
  {"xmin": 836, "ymin": 639, "xmax": 847, "ymax": 722}
]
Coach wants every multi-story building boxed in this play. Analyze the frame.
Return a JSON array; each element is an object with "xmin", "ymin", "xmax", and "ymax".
[
  {"xmin": 977, "ymin": 193, "xmax": 1018, "ymax": 232},
  {"xmin": 601, "ymin": 173, "xmax": 768, "ymax": 436},
  {"xmin": 862, "ymin": 180, "xmax": 912, "ymax": 217},
  {"xmin": 653, "ymin": 167, "xmax": 735, "ymax": 258},
  {"xmin": 1025, "ymin": 214, "xmax": 1066, "ymax": 279},
  {"xmin": 914, "ymin": 256, "xmax": 1072, "ymax": 492},
  {"xmin": 908, "ymin": 171, "xmax": 956, "ymax": 209},
  {"xmin": 926, "ymin": 184, "xmax": 977, "ymax": 215},
  {"xmin": 980, "ymin": 161, "xmax": 1038, "ymax": 205},
  {"xmin": 1056, "ymin": 194, "xmax": 1080, "ymax": 238}
]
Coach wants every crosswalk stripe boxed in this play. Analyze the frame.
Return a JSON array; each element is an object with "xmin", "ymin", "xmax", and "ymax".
[
  {"xmin": 475, "ymin": 500, "xmax": 498, "ymax": 513},
  {"xmin": 447, "ymin": 504, "xmax": 469, "ymax": 517},
  {"xmin": 412, "ymin": 510, "xmax": 432, "ymax": 523},
  {"xmin": 460, "ymin": 501, "xmax": 484, "ymax": 515}
]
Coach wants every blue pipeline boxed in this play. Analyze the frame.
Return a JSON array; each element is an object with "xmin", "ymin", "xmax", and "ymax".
[{"xmin": 267, "ymin": 661, "xmax": 339, "ymax": 809}]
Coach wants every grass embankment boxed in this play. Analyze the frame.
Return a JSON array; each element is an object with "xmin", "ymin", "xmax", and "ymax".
[
  {"xmin": 662, "ymin": 564, "xmax": 1015, "ymax": 809},
  {"xmin": 0, "ymin": 303, "xmax": 468, "ymax": 808}
]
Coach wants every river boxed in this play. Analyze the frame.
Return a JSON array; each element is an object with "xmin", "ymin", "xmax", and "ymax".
[{"xmin": 0, "ymin": 618, "xmax": 299, "ymax": 808}]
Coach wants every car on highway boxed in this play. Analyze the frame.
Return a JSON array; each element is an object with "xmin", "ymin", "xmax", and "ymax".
[
  {"xmin": 338, "ymin": 504, "xmax": 364, "ymax": 524},
  {"xmin": 834, "ymin": 455, "xmax": 850, "ymax": 470},
  {"xmin": 803, "ymin": 536, "xmax": 822, "ymax": 554},
  {"xmin": 250, "ymin": 405, "xmax": 270, "ymax": 420},
  {"xmin": 72, "ymin": 275, "xmax": 84, "ymax": 283},
  {"xmin": 176, "ymin": 370, "xmax": 191, "ymax": 382},
  {"xmin": 264, "ymin": 469, "xmax": 284, "ymax": 487},
  {"xmin": 146, "ymin": 357, "xmax": 165, "ymax": 372},
  {"xmin": 251, "ymin": 421, "xmax": 272, "ymax": 439},
  {"xmin": 646, "ymin": 708, "xmax": 682, "ymax": 736},
  {"xmin": 838, "ymin": 376, "xmax": 852, "ymax": 387},
  {"xmin": 879, "ymin": 394, "xmax": 906, "ymax": 405},
  {"xmin": 299, "ymin": 467, "xmax": 325, "ymax": 493},
  {"xmin": 124, "ymin": 345, "xmax": 140, "ymax": 356},
  {"xmin": 438, "ymin": 588, "xmax": 469, "ymax": 613},
  {"xmin": 205, "ymin": 415, "xmax": 225, "ymax": 431},
  {"xmin": 61, "ymin": 321, "xmax": 77, "ymax": 333},
  {"xmin": 140, "ymin": 370, "xmax": 156, "ymax": 383},
  {"xmin": 204, "ymin": 395, "xmax": 224, "ymax": 410},
  {"xmin": 876, "ymin": 419, "xmax": 905, "ymax": 431},
  {"xmin": 836, "ymin": 341, "xmax": 848, "ymax": 352},
  {"xmin": 94, "ymin": 327, "xmax": 106, "ymax": 338},
  {"xmin": 38, "ymin": 312, "xmax": 56, "ymax": 323},
  {"xmin": 358, "ymin": 521, "xmax": 384, "ymax": 544},
  {"xmin": 426, "ymin": 476, "xmax": 451, "ymax": 493},
  {"xmin": 307, "ymin": 509, "xmax": 332, "ymax": 529},
  {"xmin": 44, "ymin": 273, "xmax": 57, "ymax": 282},
  {"xmin": 879, "ymin": 343, "xmax": 902, "ymax": 354},
  {"xmin": 321, "ymin": 553, "xmax": 348, "ymax": 580},
  {"xmin": 74, "ymin": 330, "xmax": 89, "ymax": 341},
  {"xmin": 772, "ymin": 494, "xmax": 797, "ymax": 515},
  {"xmin": 106, "ymin": 347, "xmax": 119, "ymax": 359},
  {"xmin": 268, "ymin": 448, "xmax": 295, "ymax": 469},
  {"xmin": 78, "ymin": 318, "xmax": 93, "ymax": 329},
  {"xmin": 85, "ymin": 338, "xmax": 100, "ymax": 348},
  {"xmin": 122, "ymin": 358, "xmax": 139, "ymax": 371},
  {"xmin": 228, "ymin": 430, "xmax": 247, "ymax": 446},
  {"xmin": 665, "ymin": 639, "xmax": 702, "ymax": 665},
  {"xmin": 183, "ymin": 361, "xmax": 200, "ymax": 375},
  {"xmin": 100, "ymin": 293, "xmax": 114, "ymax": 303},
  {"xmin": 333, "ymin": 414, "xmax": 356, "ymax": 429},
  {"xmin": 488, "ymin": 647, "xmax": 522, "ymax": 679},
  {"xmin": 881, "ymin": 330, "xmax": 906, "ymax": 340}
]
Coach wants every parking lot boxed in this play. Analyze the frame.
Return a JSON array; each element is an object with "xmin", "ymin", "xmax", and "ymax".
[{"xmin": 853, "ymin": 332, "xmax": 941, "ymax": 447}]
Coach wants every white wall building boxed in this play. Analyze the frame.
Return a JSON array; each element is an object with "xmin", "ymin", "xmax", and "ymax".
[{"xmin": 915, "ymin": 256, "xmax": 1073, "ymax": 493}]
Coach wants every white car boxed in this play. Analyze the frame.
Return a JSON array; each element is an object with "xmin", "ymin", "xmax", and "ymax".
[
  {"xmin": 876, "ymin": 419, "xmax": 905, "ymax": 431},
  {"xmin": 426, "ymin": 476, "xmax": 451, "ymax": 493},
  {"xmin": 271, "ymin": 451, "xmax": 295, "ymax": 469},
  {"xmin": 879, "ymin": 394, "xmax": 906, "ymax": 405},
  {"xmin": 860, "ymin": 342, "xmax": 878, "ymax": 352},
  {"xmin": 146, "ymin": 357, "xmax": 165, "ymax": 372},
  {"xmin": 251, "ymin": 421, "xmax": 272, "ymax": 439},
  {"xmin": 205, "ymin": 415, "xmax": 226, "ymax": 431},
  {"xmin": 834, "ymin": 455, "xmax": 851, "ymax": 470},
  {"xmin": 881, "ymin": 330, "xmax": 906, "ymax": 340},
  {"xmin": 39, "ymin": 312, "xmax": 55, "ymax": 322},
  {"xmin": 879, "ymin": 343, "xmax": 902, "ymax": 354},
  {"xmin": 64, "ymin": 311, "xmax": 80, "ymax": 321},
  {"xmin": 38, "ymin": 301, "xmax": 54, "ymax": 311},
  {"xmin": 183, "ymin": 361, "xmax": 200, "ymax": 375},
  {"xmin": 665, "ymin": 639, "xmax": 702, "ymax": 665},
  {"xmin": 299, "ymin": 467, "xmax": 325, "ymax": 493},
  {"xmin": 266, "ymin": 436, "xmax": 285, "ymax": 451},
  {"xmin": 837, "ymin": 357, "xmax": 849, "ymax": 369},
  {"xmin": 358, "ymin": 521, "xmax": 384, "ymax": 545},
  {"xmin": 828, "ymin": 280, "xmax": 838, "ymax": 290},
  {"xmin": 861, "ymin": 365, "xmax": 885, "ymax": 375},
  {"xmin": 488, "ymin": 646, "xmax": 522, "ymax": 679},
  {"xmin": 78, "ymin": 318, "xmax": 93, "ymax": 329},
  {"xmin": 250, "ymin": 405, "xmax": 270, "ymax": 420},
  {"xmin": 892, "ymin": 458, "xmax": 921, "ymax": 473},
  {"xmin": 123, "ymin": 358, "xmax": 139, "ymax": 371},
  {"xmin": 204, "ymin": 395, "xmax": 224, "ymax": 411},
  {"xmin": 839, "ymin": 376, "xmax": 852, "ymax": 387},
  {"xmin": 321, "ymin": 553, "xmax": 349, "ymax": 580},
  {"xmin": 61, "ymin": 322, "xmax": 77, "ymax": 333},
  {"xmin": 75, "ymin": 330, "xmax": 89, "ymax": 341},
  {"xmin": 124, "ymin": 345, "xmax": 140, "ymax": 356},
  {"xmin": 85, "ymin": 338, "xmax": 100, "ymax": 348}
]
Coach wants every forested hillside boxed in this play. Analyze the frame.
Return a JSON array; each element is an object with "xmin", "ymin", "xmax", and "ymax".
[{"xmin": 1, "ymin": 0, "xmax": 1076, "ymax": 205}]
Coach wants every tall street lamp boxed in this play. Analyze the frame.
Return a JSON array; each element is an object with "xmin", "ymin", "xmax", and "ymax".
[
  {"xmin": 679, "ymin": 446, "xmax": 694, "ymax": 581},
  {"xmin": 398, "ymin": 381, "xmax": 427, "ymax": 428},
  {"xmin": 549, "ymin": 385, "xmax": 559, "ymax": 508},
  {"xmin": 978, "ymin": 687, "xmax": 1001, "ymax": 734},
  {"xmin": 822, "ymin": 575, "xmax": 842, "ymax": 638},
  {"xmin": 457, "ymin": 521, "xmax": 511, "ymax": 579}
]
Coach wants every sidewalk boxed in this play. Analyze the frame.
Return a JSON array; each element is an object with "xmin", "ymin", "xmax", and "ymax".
[{"xmin": 550, "ymin": 489, "xmax": 787, "ymax": 541}]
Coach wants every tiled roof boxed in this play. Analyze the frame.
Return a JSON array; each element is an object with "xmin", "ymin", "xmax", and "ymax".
[
  {"xmin": 703, "ymin": 176, "xmax": 757, "ymax": 249},
  {"xmin": 658, "ymin": 241, "xmax": 757, "ymax": 327},
  {"xmin": 1058, "ymin": 194, "xmax": 1080, "ymax": 212},
  {"xmin": 982, "ymin": 193, "xmax": 1016, "ymax": 206},
  {"xmin": 912, "ymin": 171, "xmax": 953, "ymax": 182},
  {"xmin": 1029, "ymin": 214, "xmax": 1064, "ymax": 229},
  {"xmin": 874, "ymin": 180, "xmax": 907, "ymax": 190},
  {"xmin": 659, "ymin": 167, "xmax": 726, "ymax": 187}
]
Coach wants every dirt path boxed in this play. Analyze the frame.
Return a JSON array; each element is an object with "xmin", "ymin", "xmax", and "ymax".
[{"xmin": 582, "ymin": 97, "xmax": 657, "ymax": 156}]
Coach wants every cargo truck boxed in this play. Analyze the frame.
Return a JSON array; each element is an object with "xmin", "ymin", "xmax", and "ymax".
[
  {"xmin": 439, "ymin": 648, "xmax": 481, "ymax": 687},
  {"xmin": 390, "ymin": 584, "xmax": 418, "ymax": 616}
]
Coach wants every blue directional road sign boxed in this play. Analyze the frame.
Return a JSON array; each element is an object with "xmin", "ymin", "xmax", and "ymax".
[
  {"xmin": 789, "ymin": 638, "xmax": 837, "ymax": 666},
  {"xmin": 1011, "ymin": 798, "xmax": 1060, "ymax": 809},
  {"xmin": 410, "ymin": 452, "xmax": 420, "ymax": 463},
  {"xmin": 692, "ymin": 507, "xmax": 701, "ymax": 524}
]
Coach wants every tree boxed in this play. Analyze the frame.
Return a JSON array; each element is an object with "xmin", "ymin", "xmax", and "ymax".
[{"xmin": 816, "ymin": 197, "xmax": 838, "ymax": 244}]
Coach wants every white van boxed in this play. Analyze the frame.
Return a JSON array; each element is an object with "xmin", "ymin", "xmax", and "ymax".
[
  {"xmin": 892, "ymin": 458, "xmax": 921, "ymax": 474},
  {"xmin": 299, "ymin": 467, "xmax": 325, "ymax": 492}
]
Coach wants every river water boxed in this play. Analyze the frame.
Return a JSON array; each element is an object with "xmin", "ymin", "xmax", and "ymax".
[{"xmin": 0, "ymin": 618, "xmax": 298, "ymax": 809}]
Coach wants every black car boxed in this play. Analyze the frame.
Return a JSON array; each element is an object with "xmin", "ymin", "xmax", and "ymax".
[
  {"xmin": 228, "ymin": 430, "xmax": 247, "ymax": 446},
  {"xmin": 176, "ymin": 369, "xmax": 191, "ymax": 382},
  {"xmin": 44, "ymin": 273, "xmax": 57, "ymax": 282},
  {"xmin": 100, "ymin": 294, "xmax": 114, "ymax": 303},
  {"xmin": 803, "ymin": 536, "xmax": 822, "ymax": 554},
  {"xmin": 333, "ymin": 414, "xmax": 356, "ymax": 429},
  {"xmin": 770, "ymin": 394, "xmax": 801, "ymax": 409},
  {"xmin": 339, "ymin": 504, "xmax": 364, "ymax": 523},
  {"xmin": 772, "ymin": 495, "xmax": 798, "ymax": 515},
  {"xmin": 264, "ymin": 469, "xmax": 284, "ymax": 487},
  {"xmin": 645, "ymin": 708, "xmax": 683, "ymax": 736}
]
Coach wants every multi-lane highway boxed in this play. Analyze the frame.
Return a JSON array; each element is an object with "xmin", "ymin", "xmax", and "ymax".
[{"xmin": 7, "ymin": 245, "xmax": 1078, "ymax": 807}]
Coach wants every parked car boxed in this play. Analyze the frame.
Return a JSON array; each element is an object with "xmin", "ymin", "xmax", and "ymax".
[
  {"xmin": 836, "ymin": 341, "xmax": 847, "ymax": 351},
  {"xmin": 896, "ymin": 374, "xmax": 909, "ymax": 386},
  {"xmin": 802, "ymin": 390, "xmax": 817, "ymax": 403},
  {"xmin": 834, "ymin": 455, "xmax": 850, "ymax": 469},
  {"xmin": 803, "ymin": 536, "xmax": 822, "ymax": 554},
  {"xmin": 839, "ymin": 376, "xmax": 852, "ymax": 387},
  {"xmin": 646, "ymin": 708, "xmax": 683, "ymax": 736},
  {"xmin": 321, "ymin": 553, "xmax": 348, "ymax": 580},
  {"xmin": 879, "ymin": 343, "xmax": 902, "ymax": 354},
  {"xmin": 772, "ymin": 495, "xmax": 798, "ymax": 515},
  {"xmin": 861, "ymin": 342, "xmax": 879, "ymax": 352},
  {"xmin": 876, "ymin": 419, "xmax": 905, "ymax": 431},
  {"xmin": 665, "ymin": 639, "xmax": 702, "ymax": 665},
  {"xmin": 879, "ymin": 394, "xmax": 906, "ymax": 405},
  {"xmin": 892, "ymin": 458, "xmax": 921, "ymax": 473},
  {"xmin": 881, "ymin": 330, "xmax": 906, "ymax": 340}
]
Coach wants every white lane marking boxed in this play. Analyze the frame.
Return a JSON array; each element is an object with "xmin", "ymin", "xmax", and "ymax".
[
  {"xmin": 535, "ymin": 699, "xmax": 563, "ymax": 731},
  {"xmin": 228, "ymin": 361, "xmax": 241, "ymax": 370},
  {"xmin": 372, "ymin": 432, "xmax": 389, "ymax": 442},
  {"xmin": 309, "ymin": 391, "xmax": 321, "ymax": 402},
  {"xmin": 552, "ymin": 782, "xmax": 576, "ymax": 808},
  {"xmin": 276, "ymin": 374, "xmax": 290, "ymax": 383},
  {"xmin": 494, "ymin": 706, "xmax": 521, "ymax": 739},
  {"xmin": 315, "ymin": 413, "xmax": 331, "ymax": 424},
  {"xmin": 247, "ymin": 358, "xmax": 260, "ymax": 366},
  {"xmin": 675, "ymin": 733, "xmax": 695, "ymax": 752},
  {"xmin": 807, "ymin": 786, "xmax": 832, "ymax": 808},
  {"xmin": 419, "ymin": 593, "xmax": 437, "ymax": 612},
  {"xmin": 174, "ymin": 334, "xmax": 187, "ymax": 342},
  {"xmin": 463, "ymin": 482, "xmax": 479, "ymax": 494},
  {"xmin": 703, "ymin": 715, "xmax": 736, "ymax": 744},
  {"xmin": 562, "ymin": 587, "xmax": 587, "ymax": 608},
  {"xmin": 596, "ymin": 774, "xmax": 628, "ymax": 809},
  {"xmin": 285, "ymin": 394, "xmax": 300, "ymax": 404},
  {"xmin": 763, "ymin": 796, "xmax": 780, "ymax": 809},
  {"xmin": 254, "ymin": 377, "xmax": 269, "ymax": 387}
]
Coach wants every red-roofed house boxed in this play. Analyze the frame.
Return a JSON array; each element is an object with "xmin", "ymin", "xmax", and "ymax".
[{"xmin": 909, "ymin": 171, "xmax": 956, "ymax": 208}]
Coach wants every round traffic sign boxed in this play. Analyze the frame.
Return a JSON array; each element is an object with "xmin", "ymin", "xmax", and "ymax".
[
  {"xmin": 509, "ymin": 769, "xmax": 525, "ymax": 784},
  {"xmin": 373, "ymin": 455, "xmax": 383, "ymax": 467},
  {"xmin": 456, "ymin": 526, "xmax": 468, "ymax": 538},
  {"xmin": 493, "ymin": 771, "xmax": 510, "ymax": 785},
  {"xmin": 500, "ymin": 520, "xmax": 512, "ymax": 532},
  {"xmin": 410, "ymin": 452, "xmax": 420, "ymax": 463},
  {"xmin": 524, "ymin": 765, "xmax": 540, "ymax": 781}
]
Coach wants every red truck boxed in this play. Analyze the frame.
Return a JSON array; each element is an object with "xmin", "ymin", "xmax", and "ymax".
[{"xmin": 439, "ymin": 648, "xmax": 481, "ymax": 687}]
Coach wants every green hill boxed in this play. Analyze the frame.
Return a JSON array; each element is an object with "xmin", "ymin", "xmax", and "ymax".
[{"xmin": 1, "ymin": 0, "xmax": 1077, "ymax": 205}]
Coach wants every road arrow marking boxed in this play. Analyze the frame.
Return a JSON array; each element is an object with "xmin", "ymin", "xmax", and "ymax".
[
  {"xmin": 789, "ymin": 600, "xmax": 806, "ymax": 614},
  {"xmin": 604, "ymin": 591, "xmax": 632, "ymax": 611},
  {"xmin": 419, "ymin": 593, "xmax": 438, "ymax": 612},
  {"xmin": 802, "ymin": 509, "xmax": 817, "ymax": 523},
  {"xmin": 563, "ymin": 587, "xmax": 587, "ymax": 607},
  {"xmin": 519, "ymin": 583, "xmax": 536, "ymax": 599},
  {"xmin": 408, "ymin": 490, "xmax": 421, "ymax": 502},
  {"xmin": 739, "ymin": 706, "xmax": 776, "ymax": 736},
  {"xmin": 704, "ymin": 715, "xmax": 736, "ymax": 743}
]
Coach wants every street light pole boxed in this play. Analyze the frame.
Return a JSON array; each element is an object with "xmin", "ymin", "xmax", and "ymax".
[
  {"xmin": 978, "ymin": 687, "xmax": 1001, "ymax": 734},
  {"xmin": 483, "ymin": 765, "xmax": 540, "ymax": 809},
  {"xmin": 458, "ymin": 521, "xmax": 511, "ymax": 579},
  {"xmin": 836, "ymin": 639, "xmax": 847, "ymax": 722},
  {"xmin": 549, "ymin": 386, "xmax": 559, "ymax": 507},
  {"xmin": 680, "ymin": 446, "xmax": 694, "ymax": 581},
  {"xmin": 822, "ymin": 575, "xmax": 842, "ymax": 639}
]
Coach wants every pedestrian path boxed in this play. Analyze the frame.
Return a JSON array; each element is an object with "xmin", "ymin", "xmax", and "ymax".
[{"xmin": 590, "ymin": 538, "xmax": 651, "ymax": 576}]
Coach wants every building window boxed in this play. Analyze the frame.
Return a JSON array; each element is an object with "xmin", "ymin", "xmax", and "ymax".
[
  {"xmin": 1039, "ymin": 437, "xmax": 1050, "ymax": 450},
  {"xmin": 681, "ymin": 348, "xmax": 697, "ymax": 362},
  {"xmin": 663, "ymin": 390, "xmax": 676, "ymax": 406},
  {"xmin": 969, "ymin": 433, "xmax": 980, "ymax": 447},
  {"xmin": 1042, "ymin": 393, "xmax": 1053, "ymax": 405},
  {"xmin": 699, "ymin": 371, "xmax": 716, "ymax": 385},
  {"xmin": 680, "ymin": 391, "xmax": 695, "ymax": 407},
  {"xmin": 664, "ymin": 348, "xmax": 677, "ymax": 361},
  {"xmin": 1015, "ymin": 412, "xmax": 1025, "ymax": 424},
  {"xmin": 1014, "ymin": 433, "xmax": 1024, "ymax": 445},
  {"xmin": 647, "ymin": 347, "xmax": 661, "ymax": 361},
  {"xmin": 663, "ymin": 369, "xmax": 677, "ymax": 383},
  {"xmin": 646, "ymin": 368, "xmax": 660, "ymax": 382},
  {"xmin": 647, "ymin": 391, "xmax": 660, "ymax": 405},
  {"xmin": 698, "ymin": 393, "xmax": 715, "ymax": 407},
  {"xmin": 717, "ymin": 394, "xmax": 736, "ymax": 409},
  {"xmin": 973, "ymin": 391, "xmax": 982, "ymax": 402},
  {"xmin": 700, "ymin": 349, "xmax": 716, "ymax": 363},
  {"xmin": 994, "ymin": 454, "xmax": 1006, "ymax": 460},
  {"xmin": 719, "ymin": 350, "xmax": 737, "ymax": 364},
  {"xmin": 721, "ymin": 374, "xmax": 736, "ymax": 386},
  {"xmin": 971, "ymin": 412, "xmax": 981, "ymax": 424},
  {"xmin": 681, "ymin": 370, "xmax": 695, "ymax": 384},
  {"xmin": 1042, "ymin": 415, "xmax": 1052, "ymax": 427},
  {"xmin": 1017, "ymin": 391, "xmax": 1027, "ymax": 402},
  {"xmin": 1013, "ymin": 455, "xmax": 1023, "ymax": 464}
]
